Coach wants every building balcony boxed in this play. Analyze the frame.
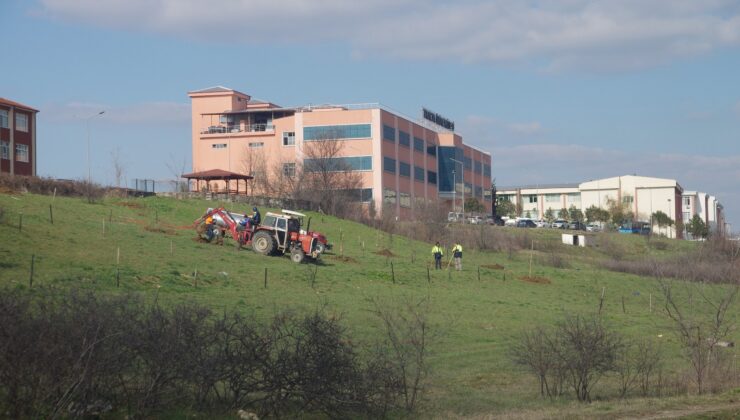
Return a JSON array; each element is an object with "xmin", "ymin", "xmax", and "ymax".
[{"xmin": 200, "ymin": 123, "xmax": 274, "ymax": 135}]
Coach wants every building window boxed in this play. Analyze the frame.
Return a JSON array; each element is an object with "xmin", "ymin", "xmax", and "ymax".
[
  {"xmin": 304, "ymin": 156, "xmax": 372, "ymax": 172},
  {"xmin": 399, "ymin": 161, "xmax": 411, "ymax": 177},
  {"xmin": 483, "ymin": 164, "xmax": 491, "ymax": 178},
  {"xmin": 15, "ymin": 114, "xmax": 28, "ymax": 132},
  {"xmin": 569, "ymin": 193, "xmax": 581, "ymax": 203},
  {"xmin": 282, "ymin": 131, "xmax": 295, "ymax": 146},
  {"xmin": 528, "ymin": 195, "xmax": 538, "ymax": 203},
  {"xmin": 427, "ymin": 145, "xmax": 437, "ymax": 157},
  {"xmin": 484, "ymin": 189, "xmax": 492, "ymax": 201},
  {"xmin": 249, "ymin": 142, "xmax": 264, "ymax": 148},
  {"xmin": 383, "ymin": 157, "xmax": 396, "ymax": 173},
  {"xmin": 475, "ymin": 186, "xmax": 483, "ymax": 198},
  {"xmin": 500, "ymin": 195, "xmax": 512, "ymax": 202},
  {"xmin": 427, "ymin": 171, "xmax": 437, "ymax": 185},
  {"xmin": 303, "ymin": 124, "xmax": 371, "ymax": 141},
  {"xmin": 0, "ymin": 110, "xmax": 8, "ymax": 128},
  {"xmin": 414, "ymin": 166, "xmax": 425, "ymax": 182},
  {"xmin": 211, "ymin": 143, "xmax": 227, "ymax": 149},
  {"xmin": 0, "ymin": 141, "xmax": 8, "ymax": 159},
  {"xmin": 545, "ymin": 194, "xmax": 560, "ymax": 203},
  {"xmin": 682, "ymin": 197, "xmax": 691, "ymax": 206},
  {"xmin": 622, "ymin": 195, "xmax": 633, "ymax": 204},
  {"xmin": 383, "ymin": 125, "xmax": 395, "ymax": 142},
  {"xmin": 474, "ymin": 161, "xmax": 482, "ymax": 174},
  {"xmin": 463, "ymin": 157, "xmax": 472, "ymax": 171},
  {"xmin": 346, "ymin": 188, "xmax": 373, "ymax": 202},
  {"xmin": 413, "ymin": 137, "xmax": 424, "ymax": 152},
  {"xmin": 464, "ymin": 182, "xmax": 472, "ymax": 194},
  {"xmin": 283, "ymin": 162, "xmax": 296, "ymax": 177},
  {"xmin": 399, "ymin": 192, "xmax": 411, "ymax": 208},
  {"xmin": 15, "ymin": 144, "xmax": 29, "ymax": 162},
  {"xmin": 383, "ymin": 188, "xmax": 396, "ymax": 204},
  {"xmin": 399, "ymin": 130, "xmax": 410, "ymax": 147}
]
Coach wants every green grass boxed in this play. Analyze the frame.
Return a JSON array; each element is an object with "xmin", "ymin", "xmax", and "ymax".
[{"xmin": 0, "ymin": 192, "xmax": 737, "ymax": 417}]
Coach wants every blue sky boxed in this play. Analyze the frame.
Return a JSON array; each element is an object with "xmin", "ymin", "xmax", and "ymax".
[{"xmin": 2, "ymin": 0, "xmax": 739, "ymax": 230}]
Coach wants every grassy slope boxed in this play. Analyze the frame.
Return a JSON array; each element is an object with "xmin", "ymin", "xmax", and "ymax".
[{"xmin": 0, "ymin": 192, "xmax": 737, "ymax": 416}]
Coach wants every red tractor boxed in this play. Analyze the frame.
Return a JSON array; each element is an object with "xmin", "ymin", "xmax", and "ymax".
[{"xmin": 194, "ymin": 207, "xmax": 330, "ymax": 263}]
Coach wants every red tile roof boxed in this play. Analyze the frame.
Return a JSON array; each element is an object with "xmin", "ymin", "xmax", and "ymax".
[{"xmin": 0, "ymin": 98, "xmax": 39, "ymax": 112}]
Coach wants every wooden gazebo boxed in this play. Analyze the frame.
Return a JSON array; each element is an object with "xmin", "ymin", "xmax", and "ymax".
[{"xmin": 182, "ymin": 169, "xmax": 253, "ymax": 195}]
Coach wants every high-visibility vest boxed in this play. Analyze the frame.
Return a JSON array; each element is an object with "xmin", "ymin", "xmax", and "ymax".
[{"xmin": 432, "ymin": 246, "xmax": 443, "ymax": 257}]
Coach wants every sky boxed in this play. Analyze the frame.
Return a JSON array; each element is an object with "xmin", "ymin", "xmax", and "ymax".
[{"xmin": 1, "ymin": 0, "xmax": 739, "ymax": 231}]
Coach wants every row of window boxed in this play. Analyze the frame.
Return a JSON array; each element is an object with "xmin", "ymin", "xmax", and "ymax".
[
  {"xmin": 382, "ymin": 157, "xmax": 438, "ymax": 185},
  {"xmin": 382, "ymin": 124, "xmax": 439, "ymax": 157},
  {"xmin": 382, "ymin": 189, "xmax": 412, "ymax": 208},
  {"xmin": 0, "ymin": 142, "xmax": 29, "ymax": 162},
  {"xmin": 520, "ymin": 193, "xmax": 581, "ymax": 203},
  {"xmin": 303, "ymin": 156, "xmax": 372, "ymax": 172},
  {"xmin": 304, "ymin": 124, "xmax": 371, "ymax": 141},
  {"xmin": 0, "ymin": 110, "xmax": 28, "ymax": 132}
]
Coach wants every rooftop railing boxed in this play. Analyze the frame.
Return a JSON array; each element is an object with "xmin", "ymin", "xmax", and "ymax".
[{"xmin": 201, "ymin": 123, "xmax": 274, "ymax": 135}]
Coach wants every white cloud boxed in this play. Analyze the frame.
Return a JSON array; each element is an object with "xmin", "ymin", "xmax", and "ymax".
[
  {"xmin": 508, "ymin": 121, "xmax": 543, "ymax": 135},
  {"xmin": 42, "ymin": 101, "xmax": 190, "ymax": 124},
  {"xmin": 36, "ymin": 0, "xmax": 740, "ymax": 71}
]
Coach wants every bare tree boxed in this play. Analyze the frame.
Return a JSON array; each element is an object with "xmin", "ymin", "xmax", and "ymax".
[
  {"xmin": 110, "ymin": 148, "xmax": 127, "ymax": 189},
  {"xmin": 165, "ymin": 154, "xmax": 190, "ymax": 192},
  {"xmin": 241, "ymin": 147, "xmax": 269, "ymax": 196},
  {"xmin": 297, "ymin": 131, "xmax": 363, "ymax": 217},
  {"xmin": 659, "ymin": 279, "xmax": 738, "ymax": 394}
]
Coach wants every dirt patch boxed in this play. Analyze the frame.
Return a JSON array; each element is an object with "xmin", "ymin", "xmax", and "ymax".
[
  {"xmin": 374, "ymin": 248, "xmax": 397, "ymax": 257},
  {"xmin": 329, "ymin": 255, "xmax": 359, "ymax": 264},
  {"xmin": 144, "ymin": 225, "xmax": 176, "ymax": 235},
  {"xmin": 175, "ymin": 224, "xmax": 194, "ymax": 230},
  {"xmin": 0, "ymin": 185, "xmax": 19, "ymax": 195},
  {"xmin": 519, "ymin": 275, "xmax": 551, "ymax": 284},
  {"xmin": 481, "ymin": 264, "xmax": 505, "ymax": 270},
  {"xmin": 113, "ymin": 201, "xmax": 145, "ymax": 209}
]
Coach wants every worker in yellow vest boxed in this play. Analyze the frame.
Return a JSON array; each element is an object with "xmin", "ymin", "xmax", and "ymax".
[
  {"xmin": 431, "ymin": 241, "xmax": 444, "ymax": 270},
  {"xmin": 452, "ymin": 242, "xmax": 463, "ymax": 271}
]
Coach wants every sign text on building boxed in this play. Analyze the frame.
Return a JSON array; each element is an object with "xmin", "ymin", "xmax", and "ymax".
[{"xmin": 422, "ymin": 108, "xmax": 455, "ymax": 131}]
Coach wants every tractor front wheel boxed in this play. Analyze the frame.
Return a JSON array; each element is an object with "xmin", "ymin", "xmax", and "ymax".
[
  {"xmin": 315, "ymin": 242, "xmax": 326, "ymax": 254},
  {"xmin": 252, "ymin": 231, "xmax": 276, "ymax": 255},
  {"xmin": 290, "ymin": 247, "xmax": 305, "ymax": 264}
]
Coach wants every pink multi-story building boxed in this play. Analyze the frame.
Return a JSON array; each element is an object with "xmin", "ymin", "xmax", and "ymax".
[{"xmin": 188, "ymin": 86, "xmax": 492, "ymax": 218}]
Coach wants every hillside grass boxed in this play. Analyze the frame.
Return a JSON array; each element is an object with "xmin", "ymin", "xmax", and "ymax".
[{"xmin": 0, "ymin": 191, "xmax": 737, "ymax": 417}]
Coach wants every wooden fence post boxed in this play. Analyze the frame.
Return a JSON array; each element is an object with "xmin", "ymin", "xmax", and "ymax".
[
  {"xmin": 49, "ymin": 205, "xmax": 54, "ymax": 225},
  {"xmin": 599, "ymin": 287, "xmax": 606, "ymax": 314},
  {"xmin": 29, "ymin": 254, "xmax": 35, "ymax": 287},
  {"xmin": 18, "ymin": 213, "xmax": 22, "ymax": 232},
  {"xmin": 264, "ymin": 267, "xmax": 268, "ymax": 289},
  {"xmin": 427, "ymin": 264, "xmax": 431, "ymax": 283},
  {"xmin": 390, "ymin": 262, "xmax": 395, "ymax": 284}
]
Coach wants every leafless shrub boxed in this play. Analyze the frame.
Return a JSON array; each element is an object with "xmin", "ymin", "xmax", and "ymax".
[
  {"xmin": 539, "ymin": 251, "xmax": 571, "ymax": 269},
  {"xmin": 512, "ymin": 315, "xmax": 623, "ymax": 402},
  {"xmin": 597, "ymin": 233, "xmax": 628, "ymax": 261},
  {"xmin": 614, "ymin": 339, "xmax": 663, "ymax": 398},
  {"xmin": 0, "ymin": 173, "xmax": 106, "ymax": 200},
  {"xmin": 368, "ymin": 296, "xmax": 436, "ymax": 412},
  {"xmin": 659, "ymin": 279, "xmax": 739, "ymax": 394},
  {"xmin": 0, "ymin": 288, "xmax": 409, "ymax": 418}
]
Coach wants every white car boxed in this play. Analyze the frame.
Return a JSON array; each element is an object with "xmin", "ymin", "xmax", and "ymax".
[
  {"xmin": 586, "ymin": 223, "xmax": 602, "ymax": 232},
  {"xmin": 504, "ymin": 217, "xmax": 517, "ymax": 226},
  {"xmin": 534, "ymin": 219, "xmax": 549, "ymax": 228},
  {"xmin": 468, "ymin": 216, "xmax": 483, "ymax": 224},
  {"xmin": 552, "ymin": 219, "xmax": 568, "ymax": 229},
  {"xmin": 447, "ymin": 212, "xmax": 464, "ymax": 222}
]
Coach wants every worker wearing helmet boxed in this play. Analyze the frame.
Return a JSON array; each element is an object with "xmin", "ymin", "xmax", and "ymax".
[
  {"xmin": 431, "ymin": 241, "xmax": 444, "ymax": 270},
  {"xmin": 452, "ymin": 242, "xmax": 463, "ymax": 271},
  {"xmin": 250, "ymin": 207, "xmax": 261, "ymax": 226},
  {"xmin": 205, "ymin": 215, "xmax": 215, "ymax": 241}
]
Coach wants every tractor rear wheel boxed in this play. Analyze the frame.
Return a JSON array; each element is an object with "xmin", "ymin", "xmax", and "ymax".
[
  {"xmin": 315, "ymin": 242, "xmax": 326, "ymax": 254},
  {"xmin": 290, "ymin": 247, "xmax": 305, "ymax": 264},
  {"xmin": 252, "ymin": 231, "xmax": 276, "ymax": 255}
]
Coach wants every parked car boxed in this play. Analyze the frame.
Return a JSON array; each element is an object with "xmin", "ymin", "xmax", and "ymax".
[
  {"xmin": 516, "ymin": 219, "xmax": 537, "ymax": 228},
  {"xmin": 504, "ymin": 217, "xmax": 517, "ymax": 227},
  {"xmin": 468, "ymin": 215, "xmax": 483, "ymax": 224},
  {"xmin": 447, "ymin": 212, "xmax": 464, "ymax": 222},
  {"xmin": 568, "ymin": 221, "xmax": 587, "ymax": 231},
  {"xmin": 552, "ymin": 219, "xmax": 568, "ymax": 229},
  {"xmin": 586, "ymin": 223, "xmax": 602, "ymax": 232},
  {"xmin": 534, "ymin": 219, "xmax": 549, "ymax": 228}
]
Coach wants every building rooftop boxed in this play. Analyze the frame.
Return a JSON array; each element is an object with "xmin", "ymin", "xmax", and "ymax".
[
  {"xmin": 498, "ymin": 183, "xmax": 579, "ymax": 191},
  {"xmin": 0, "ymin": 97, "xmax": 38, "ymax": 112}
]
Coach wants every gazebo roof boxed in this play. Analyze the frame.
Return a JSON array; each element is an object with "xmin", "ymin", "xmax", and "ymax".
[{"xmin": 181, "ymin": 169, "xmax": 253, "ymax": 181}]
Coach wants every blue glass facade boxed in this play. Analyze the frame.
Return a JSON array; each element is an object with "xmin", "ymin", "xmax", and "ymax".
[
  {"xmin": 427, "ymin": 171, "xmax": 437, "ymax": 185},
  {"xmin": 437, "ymin": 146, "xmax": 463, "ymax": 192},
  {"xmin": 303, "ymin": 124, "xmax": 371, "ymax": 140}
]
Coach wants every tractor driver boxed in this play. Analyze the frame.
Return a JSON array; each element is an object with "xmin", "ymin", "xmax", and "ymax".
[{"xmin": 250, "ymin": 206, "xmax": 261, "ymax": 226}]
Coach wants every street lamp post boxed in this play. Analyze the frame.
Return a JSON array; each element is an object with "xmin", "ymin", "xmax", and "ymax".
[
  {"xmin": 452, "ymin": 169, "xmax": 457, "ymax": 214},
  {"xmin": 450, "ymin": 158, "xmax": 464, "ymax": 223},
  {"xmin": 667, "ymin": 198, "xmax": 672, "ymax": 238},
  {"xmin": 86, "ymin": 111, "xmax": 105, "ymax": 186}
]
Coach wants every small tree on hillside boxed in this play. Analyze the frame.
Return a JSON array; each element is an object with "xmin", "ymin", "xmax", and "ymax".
[
  {"xmin": 651, "ymin": 211, "xmax": 674, "ymax": 237},
  {"xmin": 568, "ymin": 205, "xmax": 584, "ymax": 222},
  {"xmin": 544, "ymin": 208, "xmax": 555, "ymax": 223},
  {"xmin": 465, "ymin": 197, "xmax": 485, "ymax": 213},
  {"xmin": 606, "ymin": 197, "xmax": 632, "ymax": 226},
  {"xmin": 496, "ymin": 199, "xmax": 515, "ymax": 218},
  {"xmin": 557, "ymin": 208, "xmax": 569, "ymax": 220},
  {"xmin": 686, "ymin": 215, "xmax": 709, "ymax": 239},
  {"xmin": 515, "ymin": 200, "xmax": 524, "ymax": 217},
  {"xmin": 585, "ymin": 205, "xmax": 609, "ymax": 224}
]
